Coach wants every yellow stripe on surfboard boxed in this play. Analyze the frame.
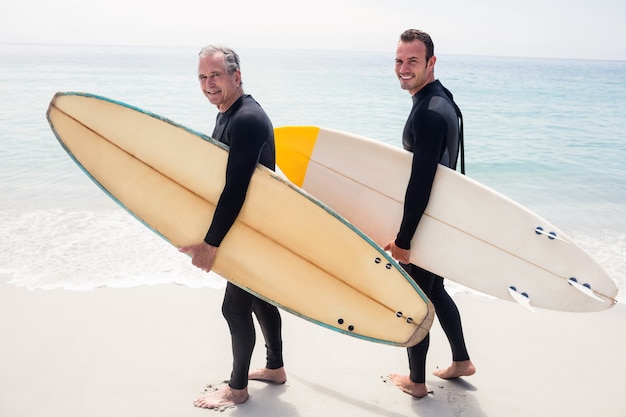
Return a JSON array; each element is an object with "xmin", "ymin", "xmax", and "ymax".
[{"xmin": 274, "ymin": 126, "xmax": 319, "ymax": 187}]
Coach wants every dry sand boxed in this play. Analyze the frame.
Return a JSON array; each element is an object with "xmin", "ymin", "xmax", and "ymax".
[{"xmin": 1, "ymin": 274, "xmax": 624, "ymax": 417}]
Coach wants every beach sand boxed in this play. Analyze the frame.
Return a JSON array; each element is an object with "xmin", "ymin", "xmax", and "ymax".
[{"xmin": 1, "ymin": 273, "xmax": 624, "ymax": 417}]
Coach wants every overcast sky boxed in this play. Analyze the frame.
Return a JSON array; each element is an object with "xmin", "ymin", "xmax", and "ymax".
[{"xmin": 3, "ymin": 0, "xmax": 625, "ymax": 60}]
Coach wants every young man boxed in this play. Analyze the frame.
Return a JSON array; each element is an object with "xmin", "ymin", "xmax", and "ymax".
[
  {"xmin": 180, "ymin": 45, "xmax": 286, "ymax": 409},
  {"xmin": 384, "ymin": 29, "xmax": 476, "ymax": 398}
]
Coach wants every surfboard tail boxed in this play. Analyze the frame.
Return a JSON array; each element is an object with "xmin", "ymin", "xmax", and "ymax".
[{"xmin": 403, "ymin": 300, "xmax": 435, "ymax": 347}]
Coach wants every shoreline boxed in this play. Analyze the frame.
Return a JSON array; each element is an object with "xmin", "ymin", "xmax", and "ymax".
[{"xmin": 1, "ymin": 275, "xmax": 624, "ymax": 416}]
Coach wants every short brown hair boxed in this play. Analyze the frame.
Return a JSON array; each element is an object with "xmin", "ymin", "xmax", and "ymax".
[{"xmin": 399, "ymin": 29, "xmax": 434, "ymax": 62}]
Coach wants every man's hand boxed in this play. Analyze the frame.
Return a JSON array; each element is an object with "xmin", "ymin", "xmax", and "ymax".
[
  {"xmin": 179, "ymin": 242, "xmax": 218, "ymax": 273},
  {"xmin": 384, "ymin": 240, "xmax": 410, "ymax": 265}
]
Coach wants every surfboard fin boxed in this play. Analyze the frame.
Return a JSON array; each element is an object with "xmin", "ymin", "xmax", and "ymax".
[
  {"xmin": 508, "ymin": 286, "xmax": 537, "ymax": 313},
  {"xmin": 567, "ymin": 277, "xmax": 604, "ymax": 302}
]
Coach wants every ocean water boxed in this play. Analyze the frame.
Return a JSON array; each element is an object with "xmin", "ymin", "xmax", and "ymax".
[{"xmin": 1, "ymin": 44, "xmax": 625, "ymax": 301}]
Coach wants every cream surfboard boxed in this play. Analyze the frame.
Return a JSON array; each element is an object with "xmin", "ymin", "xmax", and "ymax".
[
  {"xmin": 274, "ymin": 126, "xmax": 618, "ymax": 313},
  {"xmin": 46, "ymin": 93, "xmax": 435, "ymax": 347}
]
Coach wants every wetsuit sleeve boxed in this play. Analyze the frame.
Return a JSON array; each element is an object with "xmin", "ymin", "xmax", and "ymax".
[
  {"xmin": 395, "ymin": 109, "xmax": 447, "ymax": 249},
  {"xmin": 203, "ymin": 111, "xmax": 267, "ymax": 247}
]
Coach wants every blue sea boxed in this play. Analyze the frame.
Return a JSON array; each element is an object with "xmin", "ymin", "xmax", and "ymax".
[{"xmin": 1, "ymin": 44, "xmax": 625, "ymax": 301}]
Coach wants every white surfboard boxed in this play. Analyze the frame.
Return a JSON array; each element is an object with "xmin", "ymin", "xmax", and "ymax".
[
  {"xmin": 274, "ymin": 126, "xmax": 618, "ymax": 312},
  {"xmin": 46, "ymin": 93, "xmax": 435, "ymax": 347}
]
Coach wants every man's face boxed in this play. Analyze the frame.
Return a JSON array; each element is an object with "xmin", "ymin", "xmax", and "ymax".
[
  {"xmin": 198, "ymin": 52, "xmax": 241, "ymax": 112},
  {"xmin": 395, "ymin": 40, "xmax": 435, "ymax": 96}
]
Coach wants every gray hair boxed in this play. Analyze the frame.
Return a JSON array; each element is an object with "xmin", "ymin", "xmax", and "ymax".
[{"xmin": 198, "ymin": 45, "xmax": 241, "ymax": 76}]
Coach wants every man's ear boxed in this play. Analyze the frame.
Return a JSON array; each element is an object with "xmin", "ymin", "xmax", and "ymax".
[{"xmin": 428, "ymin": 55, "xmax": 437, "ymax": 71}]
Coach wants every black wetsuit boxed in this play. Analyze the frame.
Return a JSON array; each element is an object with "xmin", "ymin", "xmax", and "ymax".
[
  {"xmin": 397, "ymin": 80, "xmax": 470, "ymax": 384},
  {"xmin": 205, "ymin": 94, "xmax": 284, "ymax": 390}
]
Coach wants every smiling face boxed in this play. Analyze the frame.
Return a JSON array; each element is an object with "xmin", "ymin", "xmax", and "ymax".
[
  {"xmin": 198, "ymin": 52, "xmax": 243, "ymax": 112},
  {"xmin": 395, "ymin": 40, "xmax": 436, "ymax": 96}
]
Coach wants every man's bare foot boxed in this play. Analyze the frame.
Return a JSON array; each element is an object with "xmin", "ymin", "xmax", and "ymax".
[
  {"xmin": 386, "ymin": 374, "xmax": 431, "ymax": 398},
  {"xmin": 433, "ymin": 360, "xmax": 476, "ymax": 380},
  {"xmin": 193, "ymin": 385, "xmax": 249, "ymax": 409},
  {"xmin": 248, "ymin": 367, "xmax": 287, "ymax": 384}
]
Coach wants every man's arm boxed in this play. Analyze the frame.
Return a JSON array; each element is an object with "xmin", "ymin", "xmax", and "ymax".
[
  {"xmin": 181, "ymin": 111, "xmax": 268, "ymax": 272},
  {"xmin": 204, "ymin": 111, "xmax": 268, "ymax": 247},
  {"xmin": 395, "ymin": 109, "xmax": 447, "ymax": 250}
]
